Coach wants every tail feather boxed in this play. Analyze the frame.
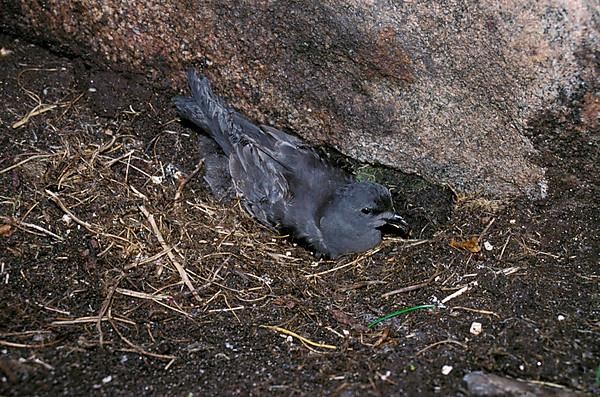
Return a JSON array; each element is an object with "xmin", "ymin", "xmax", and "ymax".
[{"xmin": 174, "ymin": 70, "xmax": 234, "ymax": 155}]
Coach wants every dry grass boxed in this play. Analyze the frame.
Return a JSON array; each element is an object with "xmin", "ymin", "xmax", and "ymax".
[{"xmin": 3, "ymin": 119, "xmax": 438, "ymax": 361}]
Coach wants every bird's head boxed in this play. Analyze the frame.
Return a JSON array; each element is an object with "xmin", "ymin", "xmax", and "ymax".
[
  {"xmin": 319, "ymin": 181, "xmax": 409, "ymax": 257},
  {"xmin": 337, "ymin": 182, "xmax": 408, "ymax": 231}
]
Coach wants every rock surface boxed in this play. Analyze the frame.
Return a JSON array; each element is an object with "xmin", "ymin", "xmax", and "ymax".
[
  {"xmin": 463, "ymin": 371, "xmax": 586, "ymax": 396},
  {"xmin": 2, "ymin": 0, "xmax": 597, "ymax": 198}
]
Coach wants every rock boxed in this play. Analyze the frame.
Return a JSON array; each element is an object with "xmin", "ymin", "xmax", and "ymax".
[
  {"xmin": 463, "ymin": 371, "xmax": 586, "ymax": 396},
  {"xmin": 3, "ymin": 1, "xmax": 597, "ymax": 198}
]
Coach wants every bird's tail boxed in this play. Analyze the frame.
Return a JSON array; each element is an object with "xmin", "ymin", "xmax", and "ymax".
[{"xmin": 173, "ymin": 69, "xmax": 234, "ymax": 154}]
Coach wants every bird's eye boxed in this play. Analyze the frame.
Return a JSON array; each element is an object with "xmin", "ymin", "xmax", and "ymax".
[{"xmin": 361, "ymin": 207, "xmax": 372, "ymax": 214}]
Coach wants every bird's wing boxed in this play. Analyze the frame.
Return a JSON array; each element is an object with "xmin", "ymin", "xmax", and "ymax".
[
  {"xmin": 228, "ymin": 136, "xmax": 291, "ymax": 228},
  {"xmin": 258, "ymin": 124, "xmax": 305, "ymax": 146},
  {"xmin": 257, "ymin": 124, "xmax": 338, "ymax": 182}
]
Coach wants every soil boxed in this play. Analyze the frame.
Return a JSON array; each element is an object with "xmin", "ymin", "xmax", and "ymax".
[{"xmin": 0, "ymin": 34, "xmax": 598, "ymax": 396}]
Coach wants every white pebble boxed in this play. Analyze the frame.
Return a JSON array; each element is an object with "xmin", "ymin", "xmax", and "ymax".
[
  {"xmin": 102, "ymin": 375, "xmax": 112, "ymax": 384},
  {"xmin": 470, "ymin": 321, "xmax": 483, "ymax": 335},
  {"xmin": 441, "ymin": 365, "xmax": 453, "ymax": 375},
  {"xmin": 483, "ymin": 241, "xmax": 493, "ymax": 251},
  {"xmin": 557, "ymin": 314, "xmax": 565, "ymax": 321}
]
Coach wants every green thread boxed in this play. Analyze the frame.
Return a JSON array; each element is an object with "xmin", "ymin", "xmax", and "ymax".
[{"xmin": 368, "ymin": 305, "xmax": 435, "ymax": 328}]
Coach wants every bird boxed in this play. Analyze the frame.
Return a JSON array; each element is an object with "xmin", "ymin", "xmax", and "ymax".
[{"xmin": 174, "ymin": 69, "xmax": 408, "ymax": 258}]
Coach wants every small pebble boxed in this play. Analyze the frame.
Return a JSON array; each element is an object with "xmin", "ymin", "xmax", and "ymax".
[
  {"xmin": 470, "ymin": 321, "xmax": 483, "ymax": 335},
  {"xmin": 441, "ymin": 365, "xmax": 453, "ymax": 375},
  {"xmin": 102, "ymin": 375, "xmax": 112, "ymax": 384},
  {"xmin": 379, "ymin": 371, "xmax": 391, "ymax": 381},
  {"xmin": 557, "ymin": 314, "xmax": 565, "ymax": 321},
  {"xmin": 483, "ymin": 241, "xmax": 493, "ymax": 251}
]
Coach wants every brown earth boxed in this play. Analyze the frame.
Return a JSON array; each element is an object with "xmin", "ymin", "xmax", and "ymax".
[{"xmin": 0, "ymin": 35, "xmax": 598, "ymax": 396}]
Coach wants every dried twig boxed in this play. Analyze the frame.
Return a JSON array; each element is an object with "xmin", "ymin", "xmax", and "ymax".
[
  {"xmin": 12, "ymin": 103, "xmax": 58, "ymax": 128},
  {"xmin": 110, "ymin": 320, "xmax": 176, "ymax": 362},
  {"xmin": 0, "ymin": 154, "xmax": 56, "ymax": 175},
  {"xmin": 499, "ymin": 234, "xmax": 511, "ymax": 260},
  {"xmin": 174, "ymin": 159, "xmax": 204, "ymax": 204},
  {"xmin": 441, "ymin": 281, "xmax": 477, "ymax": 304},
  {"xmin": 0, "ymin": 340, "xmax": 59, "ymax": 349},
  {"xmin": 477, "ymin": 218, "xmax": 496, "ymax": 242},
  {"xmin": 50, "ymin": 316, "xmax": 135, "ymax": 326},
  {"xmin": 450, "ymin": 306, "xmax": 500, "ymax": 318},
  {"xmin": 260, "ymin": 325, "xmax": 337, "ymax": 350},
  {"xmin": 115, "ymin": 288, "xmax": 170, "ymax": 301},
  {"xmin": 45, "ymin": 190, "xmax": 132, "ymax": 244},
  {"xmin": 381, "ymin": 272, "xmax": 439, "ymax": 298},
  {"xmin": 97, "ymin": 274, "xmax": 123, "ymax": 345},
  {"xmin": 305, "ymin": 249, "xmax": 381, "ymax": 279},
  {"xmin": 7, "ymin": 218, "xmax": 64, "ymax": 241},
  {"xmin": 139, "ymin": 205, "xmax": 201, "ymax": 302},
  {"xmin": 415, "ymin": 339, "xmax": 467, "ymax": 356}
]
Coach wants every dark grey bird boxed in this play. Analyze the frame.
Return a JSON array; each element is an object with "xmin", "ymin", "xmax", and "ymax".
[{"xmin": 174, "ymin": 70, "xmax": 408, "ymax": 258}]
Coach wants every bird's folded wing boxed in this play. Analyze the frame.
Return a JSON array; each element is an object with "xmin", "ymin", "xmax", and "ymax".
[{"xmin": 229, "ymin": 140, "xmax": 290, "ymax": 226}]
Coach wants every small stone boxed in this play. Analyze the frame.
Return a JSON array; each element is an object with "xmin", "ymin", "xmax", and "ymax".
[
  {"xmin": 378, "ymin": 370, "xmax": 391, "ymax": 381},
  {"xmin": 470, "ymin": 321, "xmax": 483, "ymax": 335},
  {"xmin": 151, "ymin": 176, "xmax": 163, "ymax": 184},
  {"xmin": 88, "ymin": 87, "xmax": 97, "ymax": 92},
  {"xmin": 509, "ymin": 219, "xmax": 516, "ymax": 224},
  {"xmin": 441, "ymin": 365, "xmax": 453, "ymax": 375},
  {"xmin": 102, "ymin": 375, "xmax": 112, "ymax": 384},
  {"xmin": 483, "ymin": 241, "xmax": 493, "ymax": 251},
  {"xmin": 557, "ymin": 314, "xmax": 565, "ymax": 321},
  {"xmin": 61, "ymin": 214, "xmax": 72, "ymax": 225}
]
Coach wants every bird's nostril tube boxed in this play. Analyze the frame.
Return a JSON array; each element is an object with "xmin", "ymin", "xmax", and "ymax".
[
  {"xmin": 388, "ymin": 213, "xmax": 408, "ymax": 226},
  {"xmin": 381, "ymin": 213, "xmax": 409, "ymax": 234}
]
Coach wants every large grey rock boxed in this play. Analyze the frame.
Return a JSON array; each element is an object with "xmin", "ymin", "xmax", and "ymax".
[{"xmin": 2, "ymin": 1, "xmax": 597, "ymax": 198}]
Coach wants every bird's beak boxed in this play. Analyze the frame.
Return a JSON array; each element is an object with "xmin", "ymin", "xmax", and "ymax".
[{"xmin": 379, "ymin": 212, "xmax": 409, "ymax": 234}]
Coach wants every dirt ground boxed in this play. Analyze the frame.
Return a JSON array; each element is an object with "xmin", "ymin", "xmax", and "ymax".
[{"xmin": 0, "ymin": 34, "xmax": 598, "ymax": 396}]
